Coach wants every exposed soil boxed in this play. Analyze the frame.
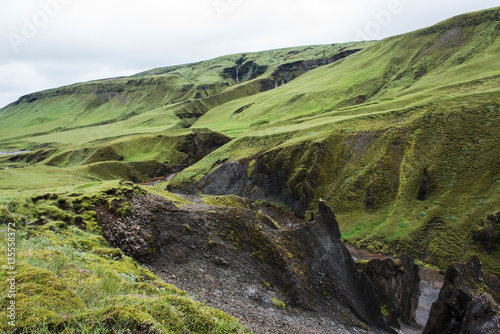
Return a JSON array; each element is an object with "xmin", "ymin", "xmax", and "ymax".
[
  {"xmin": 99, "ymin": 193, "xmax": 398, "ymax": 333},
  {"xmin": 149, "ymin": 241, "xmax": 442, "ymax": 334},
  {"xmin": 140, "ymin": 174, "xmax": 175, "ymax": 186},
  {"xmin": 150, "ymin": 261, "xmax": 377, "ymax": 334},
  {"xmin": 345, "ymin": 244, "xmax": 388, "ymax": 262},
  {"xmin": 419, "ymin": 266, "xmax": 444, "ymax": 286}
]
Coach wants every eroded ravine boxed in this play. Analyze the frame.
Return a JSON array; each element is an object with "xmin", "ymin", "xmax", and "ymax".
[
  {"xmin": 346, "ymin": 244, "xmax": 443, "ymax": 334},
  {"xmin": 139, "ymin": 178, "xmax": 445, "ymax": 333},
  {"xmin": 221, "ymin": 201, "xmax": 444, "ymax": 333}
]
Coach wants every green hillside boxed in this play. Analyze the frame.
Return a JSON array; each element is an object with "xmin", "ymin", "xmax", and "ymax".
[
  {"xmin": 0, "ymin": 8, "xmax": 499, "ymax": 332},
  {"xmin": 0, "ymin": 43, "xmax": 364, "ymax": 146},
  {"xmin": 169, "ymin": 6, "xmax": 500, "ymax": 274},
  {"xmin": 193, "ymin": 7, "xmax": 500, "ymax": 135}
]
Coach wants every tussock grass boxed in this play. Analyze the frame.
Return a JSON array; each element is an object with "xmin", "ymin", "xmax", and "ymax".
[{"xmin": 0, "ymin": 183, "xmax": 249, "ymax": 333}]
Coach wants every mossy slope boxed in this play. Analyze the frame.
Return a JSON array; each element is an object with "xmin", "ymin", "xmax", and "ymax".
[
  {"xmin": 0, "ymin": 182, "xmax": 248, "ymax": 333},
  {"xmin": 0, "ymin": 44, "xmax": 364, "ymax": 146},
  {"xmin": 168, "ymin": 7, "xmax": 500, "ymax": 274}
]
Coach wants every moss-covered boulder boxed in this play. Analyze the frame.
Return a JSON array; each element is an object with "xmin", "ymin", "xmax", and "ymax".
[
  {"xmin": 35, "ymin": 204, "xmax": 70, "ymax": 221},
  {"xmin": 93, "ymin": 247, "xmax": 123, "ymax": 259},
  {"xmin": 359, "ymin": 254, "xmax": 420, "ymax": 326}
]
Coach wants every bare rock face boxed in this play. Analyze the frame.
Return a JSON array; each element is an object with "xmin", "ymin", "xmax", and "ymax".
[
  {"xmin": 359, "ymin": 254, "xmax": 420, "ymax": 326},
  {"xmin": 423, "ymin": 256, "xmax": 500, "ymax": 334},
  {"xmin": 96, "ymin": 195, "xmax": 396, "ymax": 333},
  {"xmin": 292, "ymin": 200, "xmax": 392, "ymax": 331}
]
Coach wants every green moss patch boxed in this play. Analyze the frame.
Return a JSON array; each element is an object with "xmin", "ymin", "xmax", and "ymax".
[
  {"xmin": 0, "ymin": 183, "xmax": 249, "ymax": 333},
  {"xmin": 0, "ymin": 206, "xmax": 15, "ymax": 224},
  {"xmin": 202, "ymin": 195, "xmax": 254, "ymax": 209}
]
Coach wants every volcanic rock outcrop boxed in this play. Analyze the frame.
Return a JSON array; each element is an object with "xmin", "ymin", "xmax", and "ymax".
[
  {"xmin": 423, "ymin": 255, "xmax": 500, "ymax": 334},
  {"xmin": 96, "ymin": 193, "xmax": 395, "ymax": 332},
  {"xmin": 359, "ymin": 254, "xmax": 421, "ymax": 326}
]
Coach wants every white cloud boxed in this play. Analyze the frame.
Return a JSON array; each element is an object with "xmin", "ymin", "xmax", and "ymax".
[
  {"xmin": 0, "ymin": 0, "xmax": 499, "ymax": 107},
  {"xmin": 0, "ymin": 61, "xmax": 50, "ymax": 96}
]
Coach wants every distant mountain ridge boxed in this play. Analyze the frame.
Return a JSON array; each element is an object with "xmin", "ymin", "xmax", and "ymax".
[{"xmin": 0, "ymin": 43, "xmax": 365, "ymax": 143}]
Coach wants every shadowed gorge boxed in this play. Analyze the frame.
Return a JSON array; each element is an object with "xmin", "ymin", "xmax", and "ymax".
[{"xmin": 1, "ymin": 6, "xmax": 500, "ymax": 334}]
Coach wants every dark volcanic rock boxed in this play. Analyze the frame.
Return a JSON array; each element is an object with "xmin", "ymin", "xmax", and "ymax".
[
  {"xmin": 200, "ymin": 161, "xmax": 249, "ymax": 197},
  {"xmin": 195, "ymin": 145, "xmax": 319, "ymax": 218},
  {"xmin": 359, "ymin": 254, "xmax": 420, "ymax": 325},
  {"xmin": 190, "ymin": 132, "xmax": 384, "ymax": 219},
  {"xmin": 473, "ymin": 226, "xmax": 498, "ymax": 254},
  {"xmin": 96, "ymin": 195, "xmax": 395, "ymax": 333},
  {"xmin": 315, "ymin": 199, "xmax": 341, "ymax": 239},
  {"xmin": 386, "ymin": 309, "xmax": 401, "ymax": 330},
  {"xmin": 291, "ymin": 200, "xmax": 394, "ymax": 332},
  {"xmin": 423, "ymin": 256, "xmax": 500, "ymax": 334},
  {"xmin": 417, "ymin": 168, "xmax": 431, "ymax": 201},
  {"xmin": 259, "ymin": 50, "xmax": 362, "ymax": 92},
  {"xmin": 473, "ymin": 211, "xmax": 500, "ymax": 254}
]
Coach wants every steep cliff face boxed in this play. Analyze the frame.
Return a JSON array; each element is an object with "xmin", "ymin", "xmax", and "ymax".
[
  {"xmin": 290, "ymin": 200, "xmax": 392, "ymax": 331},
  {"xmin": 358, "ymin": 255, "xmax": 421, "ymax": 326},
  {"xmin": 473, "ymin": 210, "xmax": 500, "ymax": 255},
  {"xmin": 259, "ymin": 49, "xmax": 362, "ymax": 91},
  {"xmin": 193, "ymin": 133, "xmax": 380, "ymax": 218},
  {"xmin": 423, "ymin": 256, "xmax": 500, "ymax": 334},
  {"xmin": 172, "ymin": 98, "xmax": 500, "ymax": 275}
]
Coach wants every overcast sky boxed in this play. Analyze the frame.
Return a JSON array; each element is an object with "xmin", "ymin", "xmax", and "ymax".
[{"xmin": 0, "ymin": 0, "xmax": 498, "ymax": 108}]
